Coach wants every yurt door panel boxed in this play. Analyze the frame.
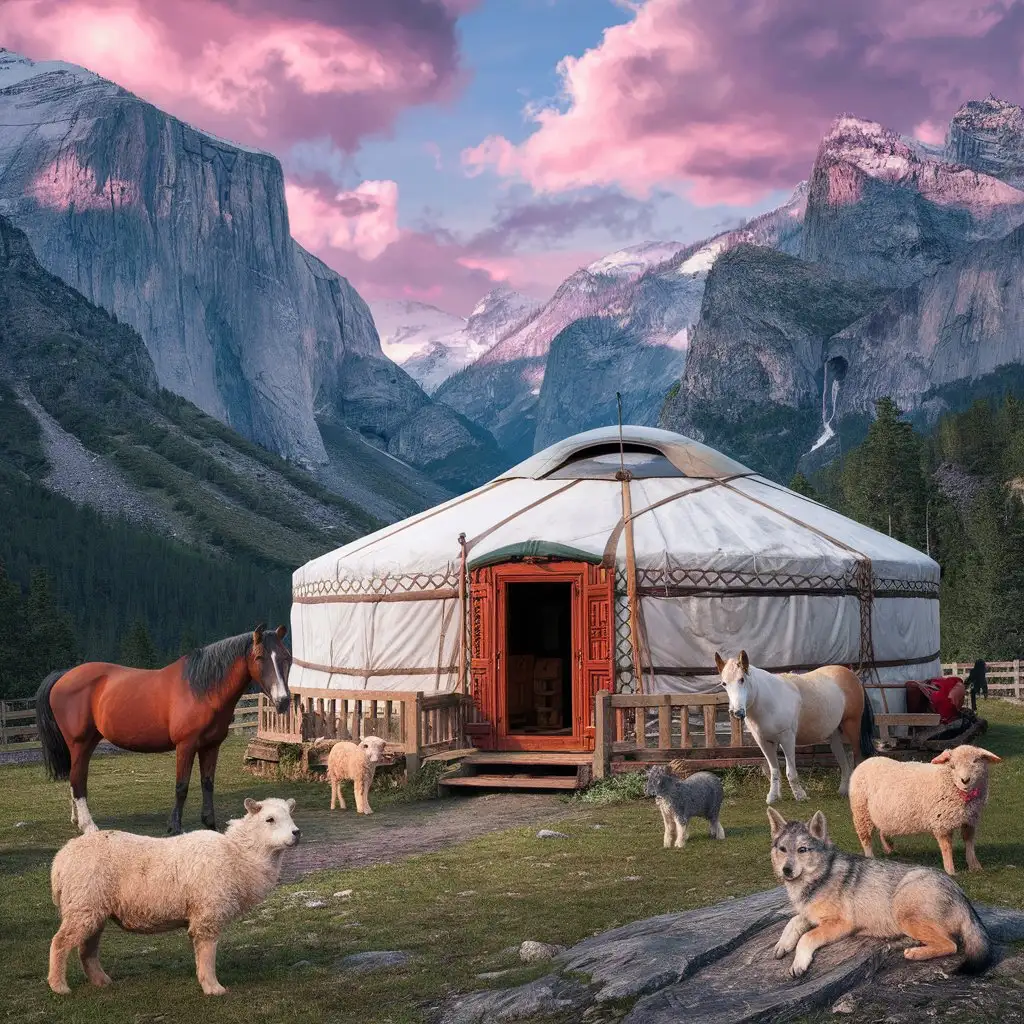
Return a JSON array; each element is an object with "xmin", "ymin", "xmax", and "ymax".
[
  {"xmin": 578, "ymin": 564, "xmax": 615, "ymax": 746},
  {"xmin": 467, "ymin": 567, "xmax": 498, "ymax": 748}
]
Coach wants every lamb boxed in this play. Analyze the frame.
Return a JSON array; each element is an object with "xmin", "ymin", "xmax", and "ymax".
[
  {"xmin": 48, "ymin": 796, "xmax": 299, "ymax": 996},
  {"xmin": 848, "ymin": 745, "xmax": 1002, "ymax": 875},
  {"xmin": 645, "ymin": 765, "xmax": 726, "ymax": 848},
  {"xmin": 323, "ymin": 735, "xmax": 390, "ymax": 815}
]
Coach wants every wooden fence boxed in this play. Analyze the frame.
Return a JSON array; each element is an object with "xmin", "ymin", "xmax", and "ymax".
[
  {"xmin": 592, "ymin": 690, "xmax": 842, "ymax": 780},
  {"xmin": 257, "ymin": 689, "xmax": 470, "ymax": 776},
  {"xmin": 943, "ymin": 661, "xmax": 1022, "ymax": 700},
  {"xmin": 0, "ymin": 693, "xmax": 260, "ymax": 748}
]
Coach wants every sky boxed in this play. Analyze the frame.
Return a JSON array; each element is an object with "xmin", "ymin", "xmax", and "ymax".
[{"xmin": 3, "ymin": 0, "xmax": 1024, "ymax": 316}]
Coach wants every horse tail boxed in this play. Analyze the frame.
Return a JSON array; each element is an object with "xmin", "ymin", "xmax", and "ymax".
[
  {"xmin": 35, "ymin": 670, "xmax": 71, "ymax": 781},
  {"xmin": 859, "ymin": 688, "xmax": 877, "ymax": 759}
]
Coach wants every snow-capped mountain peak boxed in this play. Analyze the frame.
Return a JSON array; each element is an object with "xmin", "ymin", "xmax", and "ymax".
[{"xmin": 586, "ymin": 240, "xmax": 685, "ymax": 280}]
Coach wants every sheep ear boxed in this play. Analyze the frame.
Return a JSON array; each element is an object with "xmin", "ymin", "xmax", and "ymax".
[
  {"xmin": 714, "ymin": 652, "xmax": 725, "ymax": 673},
  {"xmin": 930, "ymin": 750, "xmax": 952, "ymax": 765},
  {"xmin": 808, "ymin": 810, "xmax": 828, "ymax": 842},
  {"xmin": 767, "ymin": 807, "xmax": 787, "ymax": 839},
  {"xmin": 287, "ymin": 798, "xmax": 296, "ymax": 811},
  {"xmin": 244, "ymin": 798, "xmax": 262, "ymax": 815},
  {"xmin": 973, "ymin": 748, "xmax": 1002, "ymax": 763},
  {"xmin": 739, "ymin": 650, "xmax": 749, "ymax": 672}
]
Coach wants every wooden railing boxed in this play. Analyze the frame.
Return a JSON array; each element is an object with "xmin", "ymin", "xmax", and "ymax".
[
  {"xmin": 593, "ymin": 690, "xmax": 846, "ymax": 779},
  {"xmin": 257, "ymin": 689, "xmax": 471, "ymax": 777},
  {"xmin": 0, "ymin": 693, "xmax": 260, "ymax": 748}
]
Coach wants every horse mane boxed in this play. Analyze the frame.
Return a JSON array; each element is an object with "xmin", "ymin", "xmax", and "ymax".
[{"xmin": 183, "ymin": 632, "xmax": 253, "ymax": 696}]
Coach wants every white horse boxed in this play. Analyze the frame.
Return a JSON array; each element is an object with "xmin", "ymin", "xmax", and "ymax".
[{"xmin": 714, "ymin": 651, "xmax": 875, "ymax": 804}]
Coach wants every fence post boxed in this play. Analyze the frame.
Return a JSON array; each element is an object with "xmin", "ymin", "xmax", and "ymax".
[
  {"xmin": 593, "ymin": 690, "xmax": 611, "ymax": 780},
  {"xmin": 0, "ymin": 701, "xmax": 5, "ymax": 748},
  {"xmin": 405, "ymin": 692, "xmax": 423, "ymax": 780},
  {"xmin": 1016, "ymin": 659, "xmax": 1022, "ymax": 701}
]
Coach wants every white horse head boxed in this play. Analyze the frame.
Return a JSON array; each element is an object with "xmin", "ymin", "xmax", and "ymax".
[{"xmin": 714, "ymin": 650, "xmax": 751, "ymax": 720}]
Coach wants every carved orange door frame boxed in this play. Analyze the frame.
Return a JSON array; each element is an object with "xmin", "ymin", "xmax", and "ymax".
[{"xmin": 467, "ymin": 561, "xmax": 614, "ymax": 751}]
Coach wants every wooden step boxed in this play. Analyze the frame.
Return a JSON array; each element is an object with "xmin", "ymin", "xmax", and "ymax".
[
  {"xmin": 440, "ymin": 773, "xmax": 580, "ymax": 791},
  {"xmin": 462, "ymin": 751, "xmax": 591, "ymax": 766}
]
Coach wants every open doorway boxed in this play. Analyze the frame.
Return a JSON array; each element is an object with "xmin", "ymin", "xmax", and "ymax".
[{"xmin": 504, "ymin": 582, "xmax": 573, "ymax": 735}]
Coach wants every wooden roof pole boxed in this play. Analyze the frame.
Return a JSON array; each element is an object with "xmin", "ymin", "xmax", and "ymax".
[{"xmin": 616, "ymin": 394, "xmax": 646, "ymax": 695}]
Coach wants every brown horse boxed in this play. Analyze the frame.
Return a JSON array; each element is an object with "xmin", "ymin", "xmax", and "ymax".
[{"xmin": 35, "ymin": 624, "xmax": 292, "ymax": 835}]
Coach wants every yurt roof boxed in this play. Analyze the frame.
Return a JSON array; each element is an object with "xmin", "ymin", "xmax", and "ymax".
[{"xmin": 293, "ymin": 426, "xmax": 938, "ymax": 598}]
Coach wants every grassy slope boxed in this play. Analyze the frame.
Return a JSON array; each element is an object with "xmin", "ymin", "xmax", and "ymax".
[{"xmin": 1, "ymin": 700, "xmax": 1022, "ymax": 1024}]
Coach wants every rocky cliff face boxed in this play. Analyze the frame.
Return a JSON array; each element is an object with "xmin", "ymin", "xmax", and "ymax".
[
  {"xmin": 437, "ymin": 185, "xmax": 808, "ymax": 459},
  {"xmin": 802, "ymin": 115, "xmax": 1024, "ymax": 288},
  {"xmin": 825, "ymin": 222, "xmax": 1024, "ymax": 418},
  {"xmin": 947, "ymin": 97, "xmax": 1024, "ymax": 187},
  {"xmin": 663, "ymin": 244, "xmax": 889, "ymax": 426},
  {"xmin": 0, "ymin": 50, "xmax": 497, "ymax": 493}
]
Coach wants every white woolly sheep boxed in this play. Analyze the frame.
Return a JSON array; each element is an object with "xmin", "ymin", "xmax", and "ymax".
[
  {"xmin": 325, "ymin": 736, "xmax": 390, "ymax": 815},
  {"xmin": 48, "ymin": 797, "xmax": 299, "ymax": 996},
  {"xmin": 848, "ymin": 745, "xmax": 1002, "ymax": 875}
]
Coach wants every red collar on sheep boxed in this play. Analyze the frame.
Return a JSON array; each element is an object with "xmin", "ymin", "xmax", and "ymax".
[{"xmin": 958, "ymin": 787, "xmax": 982, "ymax": 802}]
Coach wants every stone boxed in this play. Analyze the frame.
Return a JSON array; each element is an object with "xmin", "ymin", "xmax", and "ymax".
[
  {"xmin": 519, "ymin": 941, "xmax": 567, "ymax": 963},
  {"xmin": 440, "ymin": 974, "xmax": 592, "ymax": 1024},
  {"xmin": 304, "ymin": 900, "xmax": 327, "ymax": 909},
  {"xmin": 338, "ymin": 951, "xmax": 412, "ymax": 972},
  {"xmin": 536, "ymin": 829, "xmax": 569, "ymax": 840},
  {"xmin": 333, "ymin": 890, "xmax": 353, "ymax": 899},
  {"xmin": 833, "ymin": 995, "xmax": 859, "ymax": 1014},
  {"xmin": 976, "ymin": 905, "xmax": 1024, "ymax": 943},
  {"xmin": 555, "ymin": 886, "xmax": 790, "ymax": 1003}
]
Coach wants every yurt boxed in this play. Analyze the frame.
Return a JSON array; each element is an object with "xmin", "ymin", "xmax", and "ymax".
[{"xmin": 289, "ymin": 426, "xmax": 939, "ymax": 754}]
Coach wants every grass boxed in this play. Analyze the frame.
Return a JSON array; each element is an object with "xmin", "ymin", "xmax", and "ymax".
[{"xmin": 2, "ymin": 700, "xmax": 1024, "ymax": 1024}]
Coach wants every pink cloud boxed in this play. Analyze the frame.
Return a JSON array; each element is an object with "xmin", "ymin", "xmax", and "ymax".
[
  {"xmin": 913, "ymin": 119, "xmax": 947, "ymax": 145},
  {"xmin": 462, "ymin": 0, "xmax": 1024, "ymax": 204},
  {"xmin": 0, "ymin": 0, "xmax": 471, "ymax": 153},
  {"xmin": 285, "ymin": 178, "xmax": 602, "ymax": 315},
  {"xmin": 286, "ymin": 180, "xmax": 400, "ymax": 260}
]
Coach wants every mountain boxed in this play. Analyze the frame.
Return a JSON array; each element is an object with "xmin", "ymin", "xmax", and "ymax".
[
  {"xmin": 0, "ymin": 212, "xmax": 409, "ymax": 670},
  {"xmin": 371, "ymin": 286, "xmax": 539, "ymax": 395},
  {"xmin": 802, "ymin": 115, "xmax": 1024, "ymax": 287},
  {"xmin": 0, "ymin": 49, "xmax": 499, "ymax": 498},
  {"xmin": 659, "ymin": 244, "xmax": 890, "ymax": 478},
  {"xmin": 662, "ymin": 100, "xmax": 1024, "ymax": 483},
  {"xmin": 435, "ymin": 185, "xmax": 807, "ymax": 460}
]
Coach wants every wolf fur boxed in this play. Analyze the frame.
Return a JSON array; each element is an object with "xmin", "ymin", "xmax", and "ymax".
[
  {"xmin": 48, "ymin": 797, "xmax": 300, "ymax": 996},
  {"xmin": 849, "ymin": 745, "xmax": 1002, "ymax": 875},
  {"xmin": 768, "ymin": 808, "xmax": 992, "ymax": 979},
  {"xmin": 645, "ymin": 765, "xmax": 725, "ymax": 848},
  {"xmin": 318, "ymin": 736, "xmax": 389, "ymax": 815}
]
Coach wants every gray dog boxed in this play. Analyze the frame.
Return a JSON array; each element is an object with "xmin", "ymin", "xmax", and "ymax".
[{"xmin": 645, "ymin": 765, "xmax": 726, "ymax": 848}]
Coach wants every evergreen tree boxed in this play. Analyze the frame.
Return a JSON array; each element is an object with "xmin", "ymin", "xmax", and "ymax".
[
  {"xmin": 788, "ymin": 472, "xmax": 817, "ymax": 499},
  {"xmin": 120, "ymin": 620, "xmax": 159, "ymax": 669},
  {"xmin": 0, "ymin": 562, "xmax": 26, "ymax": 699},
  {"xmin": 840, "ymin": 398, "xmax": 927, "ymax": 547},
  {"xmin": 24, "ymin": 570, "xmax": 78, "ymax": 683}
]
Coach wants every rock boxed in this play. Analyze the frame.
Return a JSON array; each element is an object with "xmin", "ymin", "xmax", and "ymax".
[
  {"xmin": 622, "ymin": 927, "xmax": 890, "ymax": 1024},
  {"xmin": 555, "ymin": 887, "xmax": 790, "ymax": 1003},
  {"xmin": 833, "ymin": 995, "xmax": 859, "ymax": 1013},
  {"xmin": 519, "ymin": 941, "xmax": 567, "ymax": 963},
  {"xmin": 333, "ymin": 890, "xmax": 353, "ymax": 899},
  {"xmin": 440, "ymin": 974, "xmax": 592, "ymax": 1024},
  {"xmin": 536, "ymin": 830, "xmax": 569, "ymax": 840},
  {"xmin": 13, "ymin": 822, "xmax": 28, "ymax": 828},
  {"xmin": 475, "ymin": 969, "xmax": 517, "ymax": 981},
  {"xmin": 304, "ymin": 900, "xmax": 327, "ymax": 909},
  {"xmin": 338, "ymin": 951, "xmax": 412, "ymax": 972},
  {"xmin": 976, "ymin": 905, "xmax": 1024, "ymax": 943}
]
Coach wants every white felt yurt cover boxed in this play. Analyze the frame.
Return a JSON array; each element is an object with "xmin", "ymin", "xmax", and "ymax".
[{"xmin": 291, "ymin": 426, "xmax": 939, "ymax": 710}]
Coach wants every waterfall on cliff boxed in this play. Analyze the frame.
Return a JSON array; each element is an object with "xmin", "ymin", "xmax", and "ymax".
[{"xmin": 809, "ymin": 364, "xmax": 841, "ymax": 454}]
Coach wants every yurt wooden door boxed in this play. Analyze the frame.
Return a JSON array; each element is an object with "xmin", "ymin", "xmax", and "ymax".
[{"xmin": 468, "ymin": 561, "xmax": 614, "ymax": 751}]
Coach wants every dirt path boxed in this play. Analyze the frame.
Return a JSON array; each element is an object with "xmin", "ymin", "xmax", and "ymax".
[
  {"xmin": 0, "ymin": 741, "xmax": 126, "ymax": 767},
  {"xmin": 281, "ymin": 792, "xmax": 585, "ymax": 880}
]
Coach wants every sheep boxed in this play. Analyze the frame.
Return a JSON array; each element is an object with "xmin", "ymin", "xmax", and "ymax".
[
  {"xmin": 323, "ymin": 735, "xmax": 390, "ymax": 815},
  {"xmin": 645, "ymin": 765, "xmax": 726, "ymax": 848},
  {"xmin": 848, "ymin": 745, "xmax": 1002, "ymax": 876},
  {"xmin": 48, "ymin": 797, "xmax": 300, "ymax": 996}
]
